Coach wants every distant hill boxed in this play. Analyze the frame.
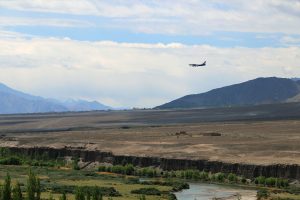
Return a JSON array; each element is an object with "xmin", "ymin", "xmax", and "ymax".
[
  {"xmin": 0, "ymin": 83, "xmax": 110, "ymax": 114},
  {"xmin": 156, "ymin": 77, "xmax": 300, "ymax": 109},
  {"xmin": 54, "ymin": 99, "xmax": 111, "ymax": 112},
  {"xmin": 291, "ymin": 77, "xmax": 300, "ymax": 82}
]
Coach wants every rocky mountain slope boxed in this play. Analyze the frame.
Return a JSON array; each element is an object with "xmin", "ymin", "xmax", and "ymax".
[
  {"xmin": 0, "ymin": 83, "xmax": 110, "ymax": 114},
  {"xmin": 157, "ymin": 77, "xmax": 300, "ymax": 109}
]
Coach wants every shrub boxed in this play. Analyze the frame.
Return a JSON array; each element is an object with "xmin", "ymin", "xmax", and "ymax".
[
  {"xmin": 131, "ymin": 188, "xmax": 161, "ymax": 196},
  {"xmin": 184, "ymin": 170, "xmax": 193, "ymax": 179},
  {"xmin": 162, "ymin": 171, "xmax": 170, "ymax": 178},
  {"xmin": 0, "ymin": 156, "xmax": 22, "ymax": 165},
  {"xmin": 227, "ymin": 173, "xmax": 238, "ymax": 182},
  {"xmin": 98, "ymin": 166, "xmax": 106, "ymax": 172},
  {"xmin": 124, "ymin": 164, "xmax": 134, "ymax": 175},
  {"xmin": 139, "ymin": 195, "xmax": 146, "ymax": 200},
  {"xmin": 168, "ymin": 193, "xmax": 177, "ymax": 200},
  {"xmin": 72, "ymin": 157, "xmax": 80, "ymax": 170},
  {"xmin": 111, "ymin": 165, "xmax": 125, "ymax": 174},
  {"xmin": 255, "ymin": 176, "xmax": 266, "ymax": 185},
  {"xmin": 277, "ymin": 179, "xmax": 289, "ymax": 188},
  {"xmin": 170, "ymin": 171, "xmax": 176, "ymax": 178},
  {"xmin": 256, "ymin": 189, "xmax": 269, "ymax": 200},
  {"xmin": 192, "ymin": 170, "xmax": 200, "ymax": 180},
  {"xmin": 215, "ymin": 173, "xmax": 225, "ymax": 182},
  {"xmin": 171, "ymin": 182, "xmax": 189, "ymax": 192},
  {"xmin": 241, "ymin": 177, "xmax": 247, "ymax": 184},
  {"xmin": 265, "ymin": 177, "xmax": 276, "ymax": 187},
  {"xmin": 51, "ymin": 185, "xmax": 120, "ymax": 197},
  {"xmin": 199, "ymin": 171, "xmax": 209, "ymax": 180}
]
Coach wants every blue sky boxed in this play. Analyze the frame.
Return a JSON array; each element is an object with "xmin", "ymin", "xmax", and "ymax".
[
  {"xmin": 0, "ymin": 6, "xmax": 298, "ymax": 48},
  {"xmin": 0, "ymin": 0, "xmax": 300, "ymax": 107}
]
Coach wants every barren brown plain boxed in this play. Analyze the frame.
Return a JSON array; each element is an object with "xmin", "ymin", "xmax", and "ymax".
[{"xmin": 0, "ymin": 103, "xmax": 300, "ymax": 165}]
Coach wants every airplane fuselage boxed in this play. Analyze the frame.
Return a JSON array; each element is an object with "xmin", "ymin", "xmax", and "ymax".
[{"xmin": 189, "ymin": 61, "xmax": 206, "ymax": 67}]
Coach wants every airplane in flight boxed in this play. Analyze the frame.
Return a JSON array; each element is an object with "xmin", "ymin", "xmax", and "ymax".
[{"xmin": 189, "ymin": 61, "xmax": 206, "ymax": 67}]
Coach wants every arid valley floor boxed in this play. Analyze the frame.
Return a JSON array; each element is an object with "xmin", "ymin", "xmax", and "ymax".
[{"xmin": 1, "ymin": 103, "xmax": 300, "ymax": 166}]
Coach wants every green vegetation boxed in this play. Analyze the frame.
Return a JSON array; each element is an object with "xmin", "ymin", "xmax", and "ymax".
[
  {"xmin": 257, "ymin": 188, "xmax": 270, "ymax": 200},
  {"xmin": 59, "ymin": 193, "xmax": 66, "ymax": 200},
  {"xmin": 141, "ymin": 181, "xmax": 189, "ymax": 192},
  {"xmin": 255, "ymin": 176, "xmax": 289, "ymax": 188},
  {"xmin": 0, "ymin": 147, "xmax": 65, "ymax": 168},
  {"xmin": 98, "ymin": 164, "xmax": 289, "ymax": 189},
  {"xmin": 0, "ymin": 156, "xmax": 22, "ymax": 165},
  {"xmin": 0, "ymin": 147, "xmax": 298, "ymax": 200},
  {"xmin": 26, "ymin": 170, "xmax": 41, "ymax": 200},
  {"xmin": 3, "ymin": 173, "xmax": 12, "ymax": 200},
  {"xmin": 0, "ymin": 164, "xmax": 175, "ymax": 200},
  {"xmin": 51, "ymin": 185, "xmax": 119, "ymax": 197},
  {"xmin": 72, "ymin": 157, "xmax": 80, "ymax": 171},
  {"xmin": 131, "ymin": 188, "xmax": 161, "ymax": 196},
  {"xmin": 12, "ymin": 181, "xmax": 23, "ymax": 200},
  {"xmin": 0, "ymin": 171, "xmax": 40, "ymax": 200}
]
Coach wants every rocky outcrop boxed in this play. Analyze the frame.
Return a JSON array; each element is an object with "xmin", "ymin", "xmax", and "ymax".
[{"xmin": 6, "ymin": 146, "xmax": 300, "ymax": 180}]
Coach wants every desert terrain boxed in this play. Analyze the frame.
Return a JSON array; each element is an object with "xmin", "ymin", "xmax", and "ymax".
[{"xmin": 0, "ymin": 103, "xmax": 300, "ymax": 166}]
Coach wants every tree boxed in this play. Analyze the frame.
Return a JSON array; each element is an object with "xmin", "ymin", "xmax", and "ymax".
[
  {"xmin": 59, "ymin": 193, "xmax": 67, "ymax": 200},
  {"xmin": 3, "ymin": 173, "xmax": 12, "ymax": 200},
  {"xmin": 92, "ymin": 186, "xmax": 102, "ymax": 200},
  {"xmin": 75, "ymin": 187, "xmax": 85, "ymax": 200},
  {"xmin": 0, "ymin": 185, "xmax": 3, "ymax": 200},
  {"xmin": 86, "ymin": 191, "xmax": 91, "ymax": 200},
  {"xmin": 27, "ymin": 170, "xmax": 36, "ymax": 200},
  {"xmin": 36, "ymin": 178, "xmax": 41, "ymax": 200},
  {"xmin": 12, "ymin": 181, "xmax": 23, "ymax": 200},
  {"xmin": 26, "ymin": 170, "xmax": 40, "ymax": 200},
  {"xmin": 72, "ymin": 157, "xmax": 80, "ymax": 170},
  {"xmin": 49, "ymin": 193, "xmax": 54, "ymax": 200}
]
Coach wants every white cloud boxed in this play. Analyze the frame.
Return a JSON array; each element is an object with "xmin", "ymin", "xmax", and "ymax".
[
  {"xmin": 0, "ymin": 37, "xmax": 299, "ymax": 107},
  {"xmin": 0, "ymin": 16, "xmax": 93, "ymax": 27},
  {"xmin": 0, "ymin": 30, "xmax": 31, "ymax": 38},
  {"xmin": 0, "ymin": 0, "xmax": 300, "ymax": 34},
  {"xmin": 281, "ymin": 36, "xmax": 300, "ymax": 46}
]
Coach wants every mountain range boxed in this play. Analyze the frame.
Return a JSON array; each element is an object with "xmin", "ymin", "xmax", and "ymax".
[
  {"xmin": 156, "ymin": 77, "xmax": 300, "ymax": 109},
  {"xmin": 1, "ymin": 77, "xmax": 300, "ymax": 114},
  {"xmin": 0, "ymin": 83, "xmax": 110, "ymax": 114}
]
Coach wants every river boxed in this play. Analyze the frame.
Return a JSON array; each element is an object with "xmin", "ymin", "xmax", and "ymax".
[{"xmin": 174, "ymin": 183, "xmax": 257, "ymax": 200}]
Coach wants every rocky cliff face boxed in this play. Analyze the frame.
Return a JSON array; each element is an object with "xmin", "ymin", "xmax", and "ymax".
[{"xmin": 7, "ymin": 146, "xmax": 300, "ymax": 180}]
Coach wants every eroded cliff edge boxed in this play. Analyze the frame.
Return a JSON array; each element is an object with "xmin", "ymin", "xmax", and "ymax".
[{"xmin": 5, "ymin": 146, "xmax": 300, "ymax": 180}]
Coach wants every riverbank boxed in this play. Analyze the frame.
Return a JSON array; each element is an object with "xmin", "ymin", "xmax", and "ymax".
[{"xmin": 174, "ymin": 182, "xmax": 257, "ymax": 200}]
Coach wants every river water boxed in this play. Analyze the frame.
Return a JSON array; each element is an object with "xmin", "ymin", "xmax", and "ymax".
[{"xmin": 174, "ymin": 183, "xmax": 257, "ymax": 200}]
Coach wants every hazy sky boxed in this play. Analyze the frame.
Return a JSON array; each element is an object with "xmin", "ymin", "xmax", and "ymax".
[{"xmin": 0, "ymin": 0, "xmax": 300, "ymax": 108}]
